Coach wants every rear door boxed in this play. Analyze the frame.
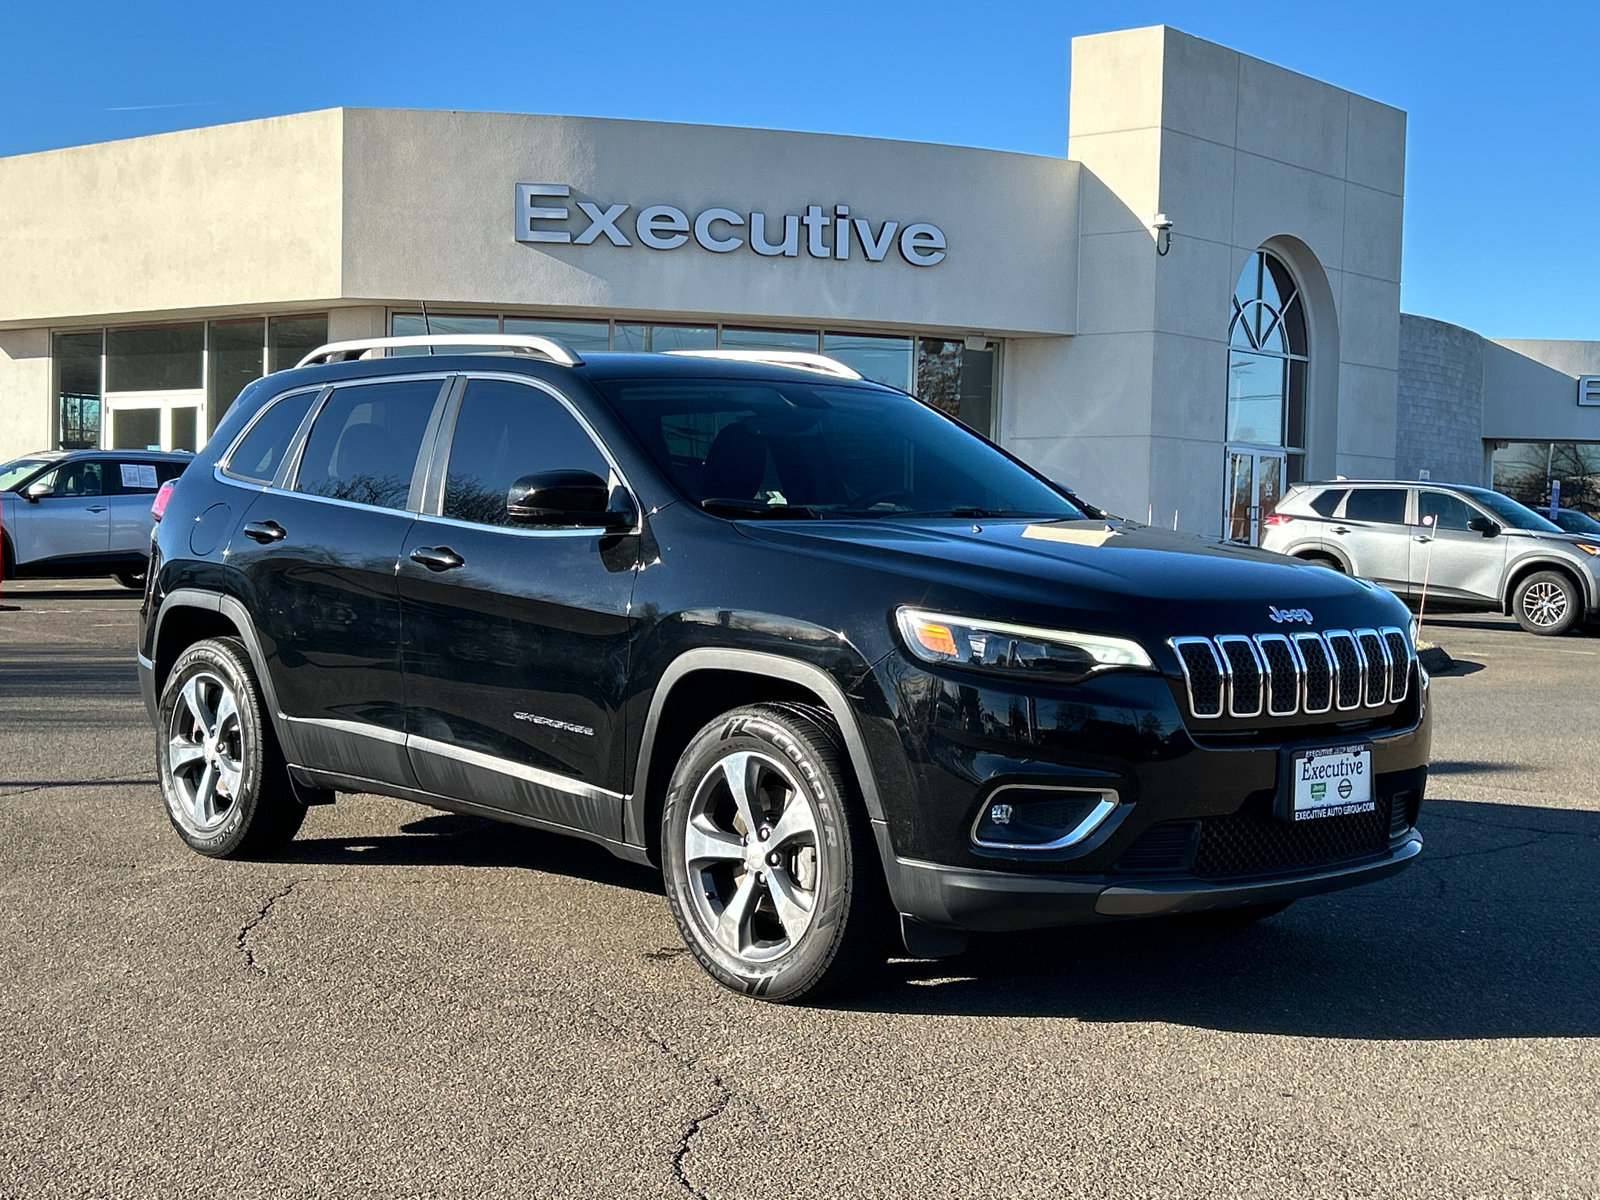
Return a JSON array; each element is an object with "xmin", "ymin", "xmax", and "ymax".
[
  {"xmin": 13, "ymin": 459, "xmax": 110, "ymax": 569},
  {"xmin": 106, "ymin": 458, "xmax": 184, "ymax": 557},
  {"xmin": 397, "ymin": 374, "xmax": 640, "ymax": 839},
  {"xmin": 1411, "ymin": 489, "xmax": 1507, "ymax": 604},
  {"xmin": 225, "ymin": 374, "xmax": 449, "ymax": 784},
  {"xmin": 1327, "ymin": 486, "xmax": 1413, "ymax": 593}
]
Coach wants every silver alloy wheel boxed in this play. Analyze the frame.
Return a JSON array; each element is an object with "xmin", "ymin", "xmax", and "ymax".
[
  {"xmin": 166, "ymin": 670, "xmax": 245, "ymax": 835},
  {"xmin": 1522, "ymin": 580, "xmax": 1569, "ymax": 628},
  {"xmin": 683, "ymin": 749, "xmax": 821, "ymax": 964}
]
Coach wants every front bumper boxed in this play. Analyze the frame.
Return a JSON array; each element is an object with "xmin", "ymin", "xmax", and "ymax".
[{"xmin": 883, "ymin": 831, "xmax": 1421, "ymax": 931}]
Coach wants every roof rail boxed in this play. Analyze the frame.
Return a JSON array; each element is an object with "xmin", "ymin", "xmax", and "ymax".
[
  {"xmin": 296, "ymin": 334, "xmax": 584, "ymax": 369},
  {"xmin": 665, "ymin": 349, "xmax": 862, "ymax": 380}
]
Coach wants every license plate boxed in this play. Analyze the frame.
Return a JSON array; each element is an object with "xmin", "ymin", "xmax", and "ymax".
[{"xmin": 1290, "ymin": 744, "xmax": 1374, "ymax": 821}]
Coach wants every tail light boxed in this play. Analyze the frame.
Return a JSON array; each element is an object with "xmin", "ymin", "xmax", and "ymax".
[
  {"xmin": 1262, "ymin": 512, "xmax": 1291, "ymax": 527},
  {"xmin": 151, "ymin": 481, "xmax": 176, "ymax": 521}
]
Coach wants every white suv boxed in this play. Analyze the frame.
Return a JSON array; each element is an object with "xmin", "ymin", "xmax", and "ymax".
[{"xmin": 1261, "ymin": 481, "xmax": 1600, "ymax": 636}]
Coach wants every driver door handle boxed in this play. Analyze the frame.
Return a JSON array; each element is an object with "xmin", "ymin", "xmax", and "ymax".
[
  {"xmin": 243, "ymin": 520, "xmax": 287, "ymax": 544},
  {"xmin": 410, "ymin": 546, "xmax": 465, "ymax": 572},
  {"xmin": 86, "ymin": 505, "xmax": 108, "ymax": 513},
  {"xmin": 1330, "ymin": 526, "xmax": 1350, "ymax": 535}
]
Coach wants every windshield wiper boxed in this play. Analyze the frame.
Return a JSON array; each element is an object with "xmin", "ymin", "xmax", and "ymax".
[{"xmin": 700, "ymin": 497, "xmax": 819, "ymax": 520}]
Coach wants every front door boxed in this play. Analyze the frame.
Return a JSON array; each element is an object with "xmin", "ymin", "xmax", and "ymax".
[
  {"xmin": 225, "ymin": 375, "xmax": 448, "ymax": 783},
  {"xmin": 397, "ymin": 376, "xmax": 639, "ymax": 840},
  {"xmin": 103, "ymin": 392, "xmax": 204, "ymax": 453},
  {"xmin": 12, "ymin": 458, "xmax": 109, "ymax": 570},
  {"xmin": 1224, "ymin": 449, "xmax": 1285, "ymax": 544},
  {"xmin": 1411, "ymin": 489, "xmax": 1508, "ymax": 605}
]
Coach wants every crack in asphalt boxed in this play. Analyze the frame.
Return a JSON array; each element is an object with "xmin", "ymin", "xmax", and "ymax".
[
  {"xmin": 237, "ymin": 881, "xmax": 298, "ymax": 973},
  {"xmin": 0, "ymin": 776, "xmax": 157, "ymax": 800},
  {"xmin": 584, "ymin": 1000, "xmax": 753, "ymax": 1199}
]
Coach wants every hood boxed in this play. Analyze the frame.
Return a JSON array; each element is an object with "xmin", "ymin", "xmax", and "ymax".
[{"xmin": 733, "ymin": 517, "xmax": 1411, "ymax": 637}]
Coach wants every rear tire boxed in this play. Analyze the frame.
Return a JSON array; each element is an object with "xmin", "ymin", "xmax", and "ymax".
[
  {"xmin": 156, "ymin": 637, "xmax": 305, "ymax": 858},
  {"xmin": 1298, "ymin": 553, "xmax": 1345, "ymax": 573},
  {"xmin": 661, "ymin": 703, "xmax": 890, "ymax": 1002},
  {"xmin": 1512, "ymin": 570, "xmax": 1581, "ymax": 636}
]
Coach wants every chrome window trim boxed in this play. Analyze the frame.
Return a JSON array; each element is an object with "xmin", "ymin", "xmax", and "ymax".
[
  {"xmin": 1354, "ymin": 627, "xmax": 1390, "ymax": 707},
  {"xmin": 1169, "ymin": 636, "xmax": 1227, "ymax": 720},
  {"xmin": 1215, "ymin": 634, "xmax": 1266, "ymax": 718},
  {"xmin": 436, "ymin": 370, "xmax": 644, "ymax": 538},
  {"xmin": 1253, "ymin": 632, "xmax": 1304, "ymax": 717},
  {"xmin": 969, "ymin": 785, "xmax": 1120, "ymax": 852},
  {"xmin": 1291, "ymin": 632, "xmax": 1335, "ymax": 715},
  {"xmin": 1323, "ymin": 629, "xmax": 1363, "ymax": 712},
  {"xmin": 409, "ymin": 733, "xmax": 626, "ymax": 805},
  {"xmin": 217, "ymin": 383, "xmax": 328, "ymax": 484}
]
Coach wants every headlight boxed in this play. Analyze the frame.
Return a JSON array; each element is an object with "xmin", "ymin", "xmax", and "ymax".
[{"xmin": 896, "ymin": 607, "xmax": 1153, "ymax": 682}]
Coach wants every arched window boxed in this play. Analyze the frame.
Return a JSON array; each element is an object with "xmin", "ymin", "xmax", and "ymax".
[
  {"xmin": 1224, "ymin": 250, "xmax": 1309, "ymax": 541},
  {"xmin": 1228, "ymin": 251, "xmax": 1307, "ymax": 465}
]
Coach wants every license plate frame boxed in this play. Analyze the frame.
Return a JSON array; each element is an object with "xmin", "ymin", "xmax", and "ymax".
[{"xmin": 1280, "ymin": 743, "xmax": 1375, "ymax": 822}]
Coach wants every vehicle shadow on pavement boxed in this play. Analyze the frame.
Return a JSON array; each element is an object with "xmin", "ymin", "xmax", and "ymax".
[
  {"xmin": 279, "ymin": 813, "xmax": 666, "ymax": 896},
  {"xmin": 844, "ymin": 798, "xmax": 1600, "ymax": 1040},
  {"xmin": 1, "ymin": 586, "xmax": 134, "ymax": 601}
]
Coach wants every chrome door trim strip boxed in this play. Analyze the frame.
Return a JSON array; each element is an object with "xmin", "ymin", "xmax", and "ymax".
[{"xmin": 407, "ymin": 733, "xmax": 627, "ymax": 805}]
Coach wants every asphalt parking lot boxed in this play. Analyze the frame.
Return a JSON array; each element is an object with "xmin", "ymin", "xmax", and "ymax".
[{"xmin": 1, "ymin": 579, "xmax": 1597, "ymax": 1199}]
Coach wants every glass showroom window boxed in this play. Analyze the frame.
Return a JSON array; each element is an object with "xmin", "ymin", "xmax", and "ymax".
[
  {"xmin": 53, "ymin": 331, "xmax": 103, "ymax": 449},
  {"xmin": 1224, "ymin": 251, "xmax": 1308, "ymax": 542},
  {"xmin": 1492, "ymin": 441, "xmax": 1600, "ymax": 515}
]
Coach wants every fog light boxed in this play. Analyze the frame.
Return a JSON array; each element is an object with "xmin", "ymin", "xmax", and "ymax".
[{"xmin": 972, "ymin": 787, "xmax": 1119, "ymax": 852}]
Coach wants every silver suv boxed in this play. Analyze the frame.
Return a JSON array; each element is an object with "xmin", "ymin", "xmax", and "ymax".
[{"xmin": 1261, "ymin": 480, "xmax": 1600, "ymax": 636}]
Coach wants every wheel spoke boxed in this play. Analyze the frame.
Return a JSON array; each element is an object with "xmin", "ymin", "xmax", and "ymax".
[
  {"xmin": 765, "ymin": 870, "xmax": 815, "ymax": 943},
  {"xmin": 720, "ymin": 752, "xmax": 763, "ymax": 836},
  {"xmin": 167, "ymin": 737, "xmax": 205, "ymax": 774},
  {"xmin": 192, "ymin": 761, "xmax": 218, "ymax": 826},
  {"xmin": 713, "ymin": 871, "xmax": 761, "ymax": 955},
  {"xmin": 215, "ymin": 756, "xmax": 243, "ymax": 802},
  {"xmin": 684, "ymin": 819, "xmax": 745, "ymax": 865},
  {"xmin": 766, "ymin": 795, "xmax": 817, "ymax": 850},
  {"xmin": 214, "ymin": 688, "xmax": 239, "ymax": 737},
  {"xmin": 182, "ymin": 676, "xmax": 216, "ymax": 736}
]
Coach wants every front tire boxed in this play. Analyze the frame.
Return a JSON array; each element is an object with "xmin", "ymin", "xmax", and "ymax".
[
  {"xmin": 661, "ymin": 703, "xmax": 889, "ymax": 1003},
  {"xmin": 156, "ymin": 637, "xmax": 305, "ymax": 858},
  {"xmin": 1513, "ymin": 570, "xmax": 1581, "ymax": 635}
]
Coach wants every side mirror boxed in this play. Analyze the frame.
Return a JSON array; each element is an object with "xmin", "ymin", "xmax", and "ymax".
[
  {"xmin": 24, "ymin": 480, "xmax": 52, "ymax": 503},
  {"xmin": 1467, "ymin": 516, "xmax": 1501, "ymax": 537},
  {"xmin": 506, "ymin": 470, "xmax": 632, "ymax": 529}
]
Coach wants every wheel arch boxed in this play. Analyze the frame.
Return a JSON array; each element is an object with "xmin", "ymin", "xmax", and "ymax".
[
  {"xmin": 1502, "ymin": 558, "xmax": 1590, "ymax": 617},
  {"xmin": 151, "ymin": 589, "xmax": 300, "ymax": 760},
  {"xmin": 1294, "ymin": 547, "xmax": 1350, "ymax": 572},
  {"xmin": 627, "ymin": 650, "xmax": 888, "ymax": 866}
]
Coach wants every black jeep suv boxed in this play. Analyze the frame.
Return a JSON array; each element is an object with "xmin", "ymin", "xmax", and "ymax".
[{"xmin": 138, "ymin": 336, "xmax": 1430, "ymax": 1001}]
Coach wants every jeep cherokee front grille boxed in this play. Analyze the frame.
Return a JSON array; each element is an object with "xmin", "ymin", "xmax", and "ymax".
[{"xmin": 1169, "ymin": 627, "xmax": 1413, "ymax": 722}]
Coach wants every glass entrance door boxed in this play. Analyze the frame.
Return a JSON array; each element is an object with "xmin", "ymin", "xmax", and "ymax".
[
  {"xmin": 1224, "ymin": 449, "xmax": 1285, "ymax": 544},
  {"xmin": 103, "ymin": 392, "xmax": 204, "ymax": 452}
]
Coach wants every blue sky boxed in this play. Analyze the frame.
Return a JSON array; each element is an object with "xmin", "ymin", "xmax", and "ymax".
[{"xmin": 2, "ymin": 1, "xmax": 1592, "ymax": 339}]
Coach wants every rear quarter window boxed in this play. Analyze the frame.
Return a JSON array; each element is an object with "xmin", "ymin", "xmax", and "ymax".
[
  {"xmin": 1308, "ymin": 488, "xmax": 1347, "ymax": 517},
  {"xmin": 224, "ymin": 390, "xmax": 319, "ymax": 484}
]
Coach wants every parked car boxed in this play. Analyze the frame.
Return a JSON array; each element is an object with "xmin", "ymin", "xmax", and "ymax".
[
  {"xmin": 0, "ymin": 449, "xmax": 192, "ymax": 588},
  {"xmin": 1261, "ymin": 480, "xmax": 1600, "ymax": 635},
  {"xmin": 138, "ymin": 335, "xmax": 1429, "ymax": 1002},
  {"xmin": 1546, "ymin": 506, "xmax": 1600, "ymax": 536}
]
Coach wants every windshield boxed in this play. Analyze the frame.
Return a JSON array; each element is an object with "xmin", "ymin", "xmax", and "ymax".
[
  {"xmin": 594, "ymin": 377, "xmax": 1088, "ymax": 520},
  {"xmin": 0, "ymin": 458, "xmax": 52, "ymax": 492},
  {"xmin": 1558, "ymin": 509, "xmax": 1600, "ymax": 535},
  {"xmin": 1466, "ymin": 488, "xmax": 1564, "ymax": 533}
]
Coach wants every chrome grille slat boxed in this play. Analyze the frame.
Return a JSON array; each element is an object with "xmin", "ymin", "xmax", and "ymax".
[{"xmin": 1168, "ymin": 627, "xmax": 1414, "ymax": 723}]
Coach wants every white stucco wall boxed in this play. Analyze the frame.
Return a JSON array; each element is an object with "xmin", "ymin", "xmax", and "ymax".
[
  {"xmin": 1018, "ymin": 25, "xmax": 1407, "ymax": 531},
  {"xmin": 338, "ymin": 108, "xmax": 1079, "ymax": 337},
  {"xmin": 1483, "ymin": 339, "xmax": 1600, "ymax": 443},
  {"xmin": 0, "ymin": 329, "xmax": 52, "ymax": 455}
]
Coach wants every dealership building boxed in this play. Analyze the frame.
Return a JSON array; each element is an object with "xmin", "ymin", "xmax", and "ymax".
[{"xmin": 3, "ymin": 24, "xmax": 1598, "ymax": 540}]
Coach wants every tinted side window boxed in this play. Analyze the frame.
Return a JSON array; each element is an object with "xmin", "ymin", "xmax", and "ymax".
[
  {"xmin": 1418, "ymin": 491, "xmax": 1477, "ymax": 531},
  {"xmin": 226, "ymin": 391, "xmax": 318, "ymax": 484},
  {"xmin": 38, "ymin": 461, "xmax": 103, "ymax": 497},
  {"xmin": 294, "ymin": 379, "xmax": 442, "ymax": 510},
  {"xmin": 1343, "ymin": 488, "xmax": 1407, "ymax": 524},
  {"xmin": 1308, "ymin": 488, "xmax": 1347, "ymax": 517},
  {"xmin": 443, "ymin": 379, "xmax": 612, "ymax": 527}
]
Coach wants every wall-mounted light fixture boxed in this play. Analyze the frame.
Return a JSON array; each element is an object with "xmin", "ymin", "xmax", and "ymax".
[{"xmin": 1148, "ymin": 213, "xmax": 1173, "ymax": 257}]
